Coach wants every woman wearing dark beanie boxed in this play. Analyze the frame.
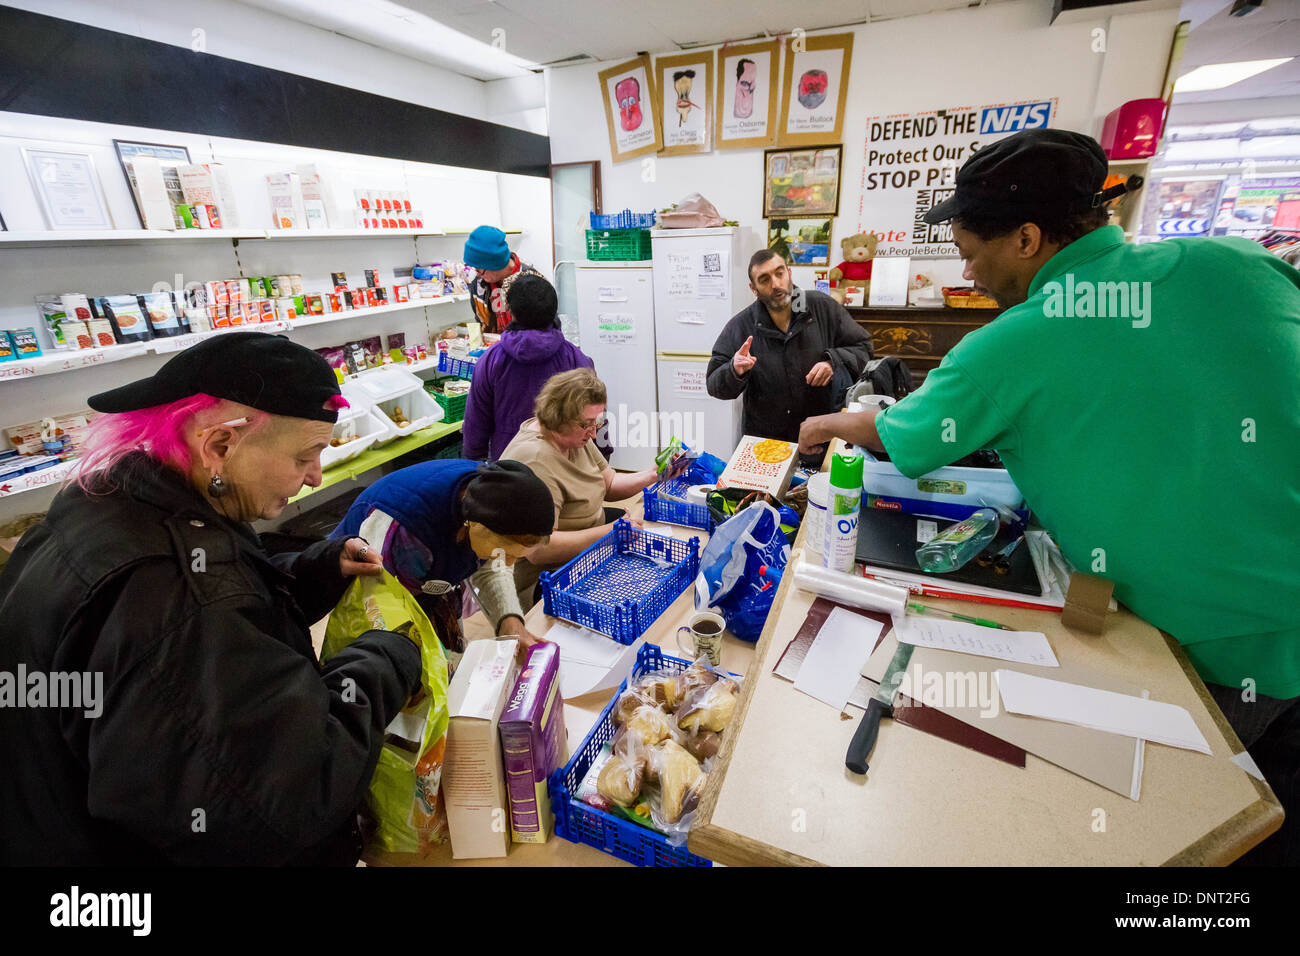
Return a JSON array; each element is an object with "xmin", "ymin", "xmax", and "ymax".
[
  {"xmin": 462, "ymin": 274, "xmax": 597, "ymax": 461},
  {"xmin": 332, "ymin": 459, "xmax": 554, "ymax": 653}
]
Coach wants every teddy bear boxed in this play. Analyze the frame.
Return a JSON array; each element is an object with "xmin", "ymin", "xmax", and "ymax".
[{"xmin": 828, "ymin": 232, "xmax": 878, "ymax": 305}]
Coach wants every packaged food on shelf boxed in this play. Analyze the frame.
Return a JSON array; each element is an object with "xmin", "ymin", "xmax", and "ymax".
[
  {"xmin": 0, "ymin": 334, "xmax": 14, "ymax": 363},
  {"xmin": 93, "ymin": 295, "xmax": 151, "ymax": 344},
  {"xmin": 34, "ymin": 296, "xmax": 70, "ymax": 351},
  {"xmin": 137, "ymin": 294, "xmax": 180, "ymax": 337}
]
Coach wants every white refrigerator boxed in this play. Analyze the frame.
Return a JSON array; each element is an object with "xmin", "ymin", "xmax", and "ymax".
[
  {"xmin": 574, "ymin": 262, "xmax": 659, "ymax": 471},
  {"xmin": 651, "ymin": 227, "xmax": 749, "ymax": 460}
]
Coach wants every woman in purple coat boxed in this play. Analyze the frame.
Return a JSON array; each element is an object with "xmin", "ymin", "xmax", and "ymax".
[{"xmin": 462, "ymin": 274, "xmax": 596, "ymax": 461}]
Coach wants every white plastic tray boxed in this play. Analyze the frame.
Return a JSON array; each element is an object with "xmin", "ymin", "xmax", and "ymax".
[
  {"xmin": 861, "ymin": 459, "xmax": 1023, "ymax": 509},
  {"xmin": 372, "ymin": 386, "xmax": 444, "ymax": 439},
  {"xmin": 321, "ymin": 406, "xmax": 391, "ymax": 469}
]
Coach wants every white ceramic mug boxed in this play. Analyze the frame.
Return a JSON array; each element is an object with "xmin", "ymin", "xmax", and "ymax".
[{"xmin": 677, "ymin": 610, "xmax": 726, "ymax": 666}]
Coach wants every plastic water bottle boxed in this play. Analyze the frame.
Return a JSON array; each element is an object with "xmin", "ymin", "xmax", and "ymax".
[
  {"xmin": 916, "ymin": 508, "xmax": 1000, "ymax": 573},
  {"xmin": 823, "ymin": 450, "xmax": 864, "ymax": 573}
]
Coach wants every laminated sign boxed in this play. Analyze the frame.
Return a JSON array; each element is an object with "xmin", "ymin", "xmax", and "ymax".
[{"xmin": 858, "ymin": 98, "xmax": 1058, "ymax": 258}]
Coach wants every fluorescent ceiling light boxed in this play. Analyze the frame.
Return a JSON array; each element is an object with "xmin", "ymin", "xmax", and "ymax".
[
  {"xmin": 239, "ymin": 0, "xmax": 539, "ymax": 79},
  {"xmin": 1174, "ymin": 58, "xmax": 1293, "ymax": 93}
]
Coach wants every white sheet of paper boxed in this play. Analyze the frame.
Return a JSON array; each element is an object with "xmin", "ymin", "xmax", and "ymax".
[
  {"xmin": 697, "ymin": 273, "xmax": 727, "ymax": 299},
  {"xmin": 794, "ymin": 606, "xmax": 884, "ymax": 712},
  {"xmin": 994, "ymin": 669, "xmax": 1213, "ymax": 754},
  {"xmin": 544, "ymin": 621, "xmax": 637, "ymax": 699},
  {"xmin": 1231, "ymin": 749, "xmax": 1265, "ymax": 782},
  {"xmin": 597, "ymin": 285, "xmax": 627, "ymax": 302},
  {"xmin": 677, "ymin": 310, "xmax": 705, "ymax": 325},
  {"xmin": 893, "ymin": 616, "xmax": 1059, "ymax": 668},
  {"xmin": 868, "ymin": 256, "xmax": 912, "ymax": 307}
]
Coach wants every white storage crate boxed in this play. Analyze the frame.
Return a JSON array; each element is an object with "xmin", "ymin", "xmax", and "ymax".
[
  {"xmin": 861, "ymin": 459, "xmax": 1024, "ymax": 510},
  {"xmin": 340, "ymin": 367, "xmax": 443, "ymax": 443},
  {"xmin": 321, "ymin": 406, "xmax": 391, "ymax": 470}
]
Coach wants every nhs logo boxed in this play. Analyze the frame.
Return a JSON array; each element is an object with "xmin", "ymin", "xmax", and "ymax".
[{"xmin": 979, "ymin": 101, "xmax": 1053, "ymax": 134}]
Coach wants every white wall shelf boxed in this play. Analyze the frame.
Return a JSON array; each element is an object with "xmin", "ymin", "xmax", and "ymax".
[
  {"xmin": 1, "ymin": 295, "xmax": 471, "ymax": 381},
  {"xmin": 0, "ymin": 460, "xmax": 78, "ymax": 500},
  {"xmin": 0, "ymin": 228, "xmax": 524, "ymax": 249}
]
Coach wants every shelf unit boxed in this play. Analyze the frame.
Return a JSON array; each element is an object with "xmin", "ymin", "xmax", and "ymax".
[
  {"xmin": 288, "ymin": 420, "xmax": 463, "ymax": 503},
  {"xmin": 1, "ymin": 295, "xmax": 471, "ymax": 381},
  {"xmin": 0, "ymin": 228, "xmax": 524, "ymax": 248}
]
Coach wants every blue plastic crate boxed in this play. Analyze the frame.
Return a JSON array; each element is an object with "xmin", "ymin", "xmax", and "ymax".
[
  {"xmin": 589, "ymin": 208, "xmax": 657, "ymax": 230},
  {"xmin": 548, "ymin": 644, "xmax": 712, "ymax": 867},
  {"xmin": 436, "ymin": 351, "xmax": 476, "ymax": 380},
  {"xmin": 540, "ymin": 519, "xmax": 699, "ymax": 645},
  {"xmin": 642, "ymin": 475, "xmax": 715, "ymax": 532}
]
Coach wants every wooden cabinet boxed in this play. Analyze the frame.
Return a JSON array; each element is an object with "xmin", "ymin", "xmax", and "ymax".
[{"xmin": 847, "ymin": 305, "xmax": 1003, "ymax": 387}]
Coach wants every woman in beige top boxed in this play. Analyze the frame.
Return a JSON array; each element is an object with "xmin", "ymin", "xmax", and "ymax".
[{"xmin": 500, "ymin": 368, "xmax": 686, "ymax": 606}]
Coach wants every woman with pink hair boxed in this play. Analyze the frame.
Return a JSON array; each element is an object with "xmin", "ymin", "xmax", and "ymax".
[{"xmin": 0, "ymin": 332, "xmax": 422, "ymax": 866}]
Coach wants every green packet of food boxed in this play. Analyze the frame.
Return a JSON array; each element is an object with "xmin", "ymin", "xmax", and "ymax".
[{"xmin": 655, "ymin": 436, "xmax": 684, "ymax": 473}]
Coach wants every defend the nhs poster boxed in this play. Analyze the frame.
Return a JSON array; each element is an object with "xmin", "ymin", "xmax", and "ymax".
[{"xmin": 857, "ymin": 98, "xmax": 1058, "ymax": 258}]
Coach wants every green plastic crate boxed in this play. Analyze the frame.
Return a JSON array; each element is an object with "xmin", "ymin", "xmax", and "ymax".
[
  {"xmin": 585, "ymin": 228, "xmax": 652, "ymax": 261},
  {"xmin": 424, "ymin": 382, "xmax": 468, "ymax": 422}
]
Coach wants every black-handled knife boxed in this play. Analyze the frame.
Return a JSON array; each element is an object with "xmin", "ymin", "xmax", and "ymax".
[{"xmin": 846, "ymin": 640, "xmax": 915, "ymax": 775}]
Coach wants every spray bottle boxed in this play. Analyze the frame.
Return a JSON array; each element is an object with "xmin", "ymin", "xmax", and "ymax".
[{"xmin": 823, "ymin": 449, "xmax": 864, "ymax": 573}]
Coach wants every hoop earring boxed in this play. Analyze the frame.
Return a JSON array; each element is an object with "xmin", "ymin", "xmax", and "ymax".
[{"xmin": 208, "ymin": 473, "xmax": 229, "ymax": 498}]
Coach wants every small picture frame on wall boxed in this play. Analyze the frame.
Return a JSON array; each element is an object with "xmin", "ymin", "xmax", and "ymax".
[
  {"xmin": 763, "ymin": 144, "xmax": 842, "ymax": 219},
  {"xmin": 22, "ymin": 147, "xmax": 115, "ymax": 230},
  {"xmin": 769, "ymin": 217, "xmax": 832, "ymax": 266},
  {"xmin": 716, "ymin": 39, "xmax": 780, "ymax": 150},
  {"xmin": 656, "ymin": 51, "xmax": 712, "ymax": 156},
  {"xmin": 113, "ymin": 140, "xmax": 192, "ymax": 230},
  {"xmin": 598, "ymin": 55, "xmax": 663, "ymax": 162},
  {"xmin": 777, "ymin": 31, "xmax": 854, "ymax": 147}
]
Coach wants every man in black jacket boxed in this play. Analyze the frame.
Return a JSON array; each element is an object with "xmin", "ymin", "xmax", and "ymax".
[{"xmin": 706, "ymin": 249, "xmax": 872, "ymax": 451}]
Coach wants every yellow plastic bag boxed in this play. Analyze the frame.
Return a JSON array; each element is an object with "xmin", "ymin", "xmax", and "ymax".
[{"xmin": 322, "ymin": 571, "xmax": 450, "ymax": 856}]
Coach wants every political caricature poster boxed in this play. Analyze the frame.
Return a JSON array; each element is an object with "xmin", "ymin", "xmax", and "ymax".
[
  {"xmin": 598, "ymin": 56, "xmax": 663, "ymax": 162},
  {"xmin": 657, "ymin": 52, "xmax": 712, "ymax": 155},
  {"xmin": 716, "ymin": 39, "xmax": 779, "ymax": 150},
  {"xmin": 778, "ymin": 32, "xmax": 853, "ymax": 147}
]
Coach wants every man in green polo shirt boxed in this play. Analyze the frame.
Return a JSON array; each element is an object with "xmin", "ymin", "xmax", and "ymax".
[{"xmin": 799, "ymin": 129, "xmax": 1300, "ymax": 865}]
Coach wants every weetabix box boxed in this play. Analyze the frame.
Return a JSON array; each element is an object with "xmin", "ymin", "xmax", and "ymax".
[
  {"xmin": 498, "ymin": 643, "xmax": 568, "ymax": 844},
  {"xmin": 443, "ymin": 639, "xmax": 519, "ymax": 859},
  {"xmin": 718, "ymin": 434, "xmax": 799, "ymax": 498}
]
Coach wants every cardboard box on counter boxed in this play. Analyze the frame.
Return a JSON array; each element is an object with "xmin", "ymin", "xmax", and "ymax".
[
  {"xmin": 443, "ymin": 639, "xmax": 519, "ymax": 859},
  {"xmin": 719, "ymin": 434, "xmax": 799, "ymax": 498},
  {"xmin": 499, "ymin": 642, "xmax": 568, "ymax": 844}
]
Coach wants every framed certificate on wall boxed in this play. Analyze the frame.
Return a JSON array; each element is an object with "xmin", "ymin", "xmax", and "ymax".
[{"xmin": 22, "ymin": 148, "xmax": 115, "ymax": 230}]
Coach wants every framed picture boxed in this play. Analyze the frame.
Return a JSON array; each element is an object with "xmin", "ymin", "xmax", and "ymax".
[
  {"xmin": 21, "ymin": 148, "xmax": 115, "ymax": 230},
  {"xmin": 598, "ymin": 55, "xmax": 663, "ymax": 163},
  {"xmin": 656, "ymin": 51, "xmax": 712, "ymax": 156},
  {"xmin": 763, "ymin": 145, "xmax": 842, "ymax": 218},
  {"xmin": 769, "ymin": 217, "xmax": 832, "ymax": 266},
  {"xmin": 715, "ymin": 39, "xmax": 779, "ymax": 150},
  {"xmin": 113, "ymin": 140, "xmax": 192, "ymax": 229},
  {"xmin": 777, "ymin": 32, "xmax": 854, "ymax": 147}
]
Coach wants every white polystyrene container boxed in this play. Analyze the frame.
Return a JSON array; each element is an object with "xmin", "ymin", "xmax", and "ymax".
[
  {"xmin": 320, "ymin": 406, "xmax": 391, "ymax": 470},
  {"xmin": 861, "ymin": 459, "xmax": 1024, "ymax": 510}
]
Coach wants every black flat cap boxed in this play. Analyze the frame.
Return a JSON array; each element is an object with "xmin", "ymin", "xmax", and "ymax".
[{"xmin": 88, "ymin": 331, "xmax": 342, "ymax": 423}]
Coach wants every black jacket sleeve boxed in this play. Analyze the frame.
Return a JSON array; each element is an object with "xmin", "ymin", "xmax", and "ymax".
[
  {"xmin": 269, "ymin": 536, "xmax": 351, "ymax": 624},
  {"xmin": 84, "ymin": 561, "xmax": 421, "ymax": 865},
  {"xmin": 822, "ymin": 298, "xmax": 873, "ymax": 381},
  {"xmin": 706, "ymin": 314, "xmax": 752, "ymax": 400}
]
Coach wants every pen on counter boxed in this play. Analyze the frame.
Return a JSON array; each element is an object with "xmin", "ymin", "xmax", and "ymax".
[{"xmin": 907, "ymin": 601, "xmax": 1011, "ymax": 630}]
